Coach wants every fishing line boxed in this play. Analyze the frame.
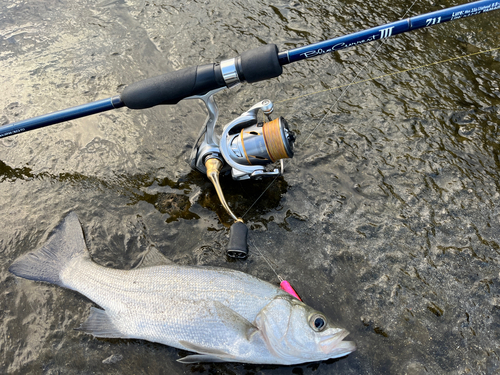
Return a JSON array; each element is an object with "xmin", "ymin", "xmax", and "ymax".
[
  {"xmin": 242, "ymin": 45, "xmax": 500, "ymax": 220},
  {"xmin": 276, "ymin": 46, "xmax": 500, "ymax": 106},
  {"xmin": 241, "ymin": 2, "xmax": 499, "ymax": 284},
  {"xmin": 243, "ymin": 0, "xmax": 421, "ymax": 219},
  {"xmin": 251, "ymin": 238, "xmax": 302, "ymax": 300},
  {"xmin": 242, "ymin": 3, "xmax": 426, "ymax": 293},
  {"xmin": 300, "ymin": 0, "xmax": 419, "ymax": 145},
  {"xmin": 251, "ymin": 239, "xmax": 281, "ymax": 281}
]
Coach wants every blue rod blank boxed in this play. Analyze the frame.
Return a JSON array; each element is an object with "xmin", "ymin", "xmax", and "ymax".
[
  {"xmin": 0, "ymin": 96, "xmax": 124, "ymax": 139},
  {"xmin": 280, "ymin": 0, "xmax": 500, "ymax": 64}
]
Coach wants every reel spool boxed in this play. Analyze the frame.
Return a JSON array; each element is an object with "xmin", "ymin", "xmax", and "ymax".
[
  {"xmin": 218, "ymin": 99, "xmax": 295, "ymax": 181},
  {"xmin": 225, "ymin": 117, "xmax": 294, "ymax": 168},
  {"xmin": 188, "ymin": 90, "xmax": 295, "ymax": 258}
]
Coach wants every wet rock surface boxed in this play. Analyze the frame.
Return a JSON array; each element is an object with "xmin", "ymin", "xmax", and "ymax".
[{"xmin": 1, "ymin": 0, "xmax": 500, "ymax": 374}]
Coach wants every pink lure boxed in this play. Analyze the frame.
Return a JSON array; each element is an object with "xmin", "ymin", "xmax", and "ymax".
[{"xmin": 280, "ymin": 280, "xmax": 302, "ymax": 301}]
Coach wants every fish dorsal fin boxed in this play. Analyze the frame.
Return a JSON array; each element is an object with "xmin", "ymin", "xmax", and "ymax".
[
  {"xmin": 133, "ymin": 246, "xmax": 174, "ymax": 269},
  {"xmin": 76, "ymin": 307, "xmax": 125, "ymax": 338}
]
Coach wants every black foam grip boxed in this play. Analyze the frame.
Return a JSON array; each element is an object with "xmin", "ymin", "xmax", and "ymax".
[
  {"xmin": 226, "ymin": 221, "xmax": 249, "ymax": 259},
  {"xmin": 239, "ymin": 44, "xmax": 283, "ymax": 83},
  {"xmin": 120, "ymin": 63, "xmax": 225, "ymax": 109}
]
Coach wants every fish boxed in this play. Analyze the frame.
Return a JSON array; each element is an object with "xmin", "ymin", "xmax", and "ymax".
[{"xmin": 8, "ymin": 212, "xmax": 356, "ymax": 365}]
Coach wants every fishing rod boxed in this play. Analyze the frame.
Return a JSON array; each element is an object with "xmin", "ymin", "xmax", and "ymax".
[{"xmin": 1, "ymin": 0, "xmax": 499, "ymax": 257}]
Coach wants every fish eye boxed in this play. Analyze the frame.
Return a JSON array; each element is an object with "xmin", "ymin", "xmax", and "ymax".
[{"xmin": 309, "ymin": 314, "xmax": 327, "ymax": 332}]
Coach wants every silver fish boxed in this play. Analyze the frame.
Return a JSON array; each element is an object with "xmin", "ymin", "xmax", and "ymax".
[{"xmin": 9, "ymin": 212, "xmax": 355, "ymax": 364}]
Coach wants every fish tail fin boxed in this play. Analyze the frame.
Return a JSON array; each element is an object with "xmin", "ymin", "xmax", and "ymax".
[{"xmin": 9, "ymin": 212, "xmax": 90, "ymax": 287}]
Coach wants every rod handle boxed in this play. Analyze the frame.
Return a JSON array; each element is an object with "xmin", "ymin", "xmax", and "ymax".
[
  {"xmin": 120, "ymin": 63, "xmax": 225, "ymax": 109},
  {"xmin": 121, "ymin": 44, "xmax": 283, "ymax": 109}
]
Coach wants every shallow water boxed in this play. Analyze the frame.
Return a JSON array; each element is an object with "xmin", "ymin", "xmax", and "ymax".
[{"xmin": 1, "ymin": 0, "xmax": 499, "ymax": 373}]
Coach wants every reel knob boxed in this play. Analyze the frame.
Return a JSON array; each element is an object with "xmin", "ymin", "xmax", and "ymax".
[{"xmin": 226, "ymin": 221, "xmax": 249, "ymax": 259}]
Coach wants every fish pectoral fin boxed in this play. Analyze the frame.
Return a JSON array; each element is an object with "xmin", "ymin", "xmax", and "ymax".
[
  {"xmin": 75, "ymin": 307, "xmax": 124, "ymax": 339},
  {"xmin": 177, "ymin": 354, "xmax": 232, "ymax": 364},
  {"xmin": 178, "ymin": 341, "xmax": 236, "ymax": 363},
  {"xmin": 212, "ymin": 301, "xmax": 258, "ymax": 340},
  {"xmin": 177, "ymin": 303, "xmax": 259, "ymax": 364},
  {"xmin": 132, "ymin": 246, "xmax": 174, "ymax": 268}
]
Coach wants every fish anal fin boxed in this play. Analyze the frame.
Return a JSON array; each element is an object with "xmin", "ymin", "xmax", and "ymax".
[
  {"xmin": 133, "ymin": 246, "xmax": 174, "ymax": 269},
  {"xmin": 76, "ymin": 307, "xmax": 125, "ymax": 339}
]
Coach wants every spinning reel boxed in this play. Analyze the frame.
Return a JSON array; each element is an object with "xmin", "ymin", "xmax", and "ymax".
[{"xmin": 188, "ymin": 87, "xmax": 296, "ymax": 258}]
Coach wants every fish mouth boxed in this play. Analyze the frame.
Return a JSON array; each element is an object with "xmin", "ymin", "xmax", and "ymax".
[{"xmin": 319, "ymin": 329, "xmax": 356, "ymax": 358}]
